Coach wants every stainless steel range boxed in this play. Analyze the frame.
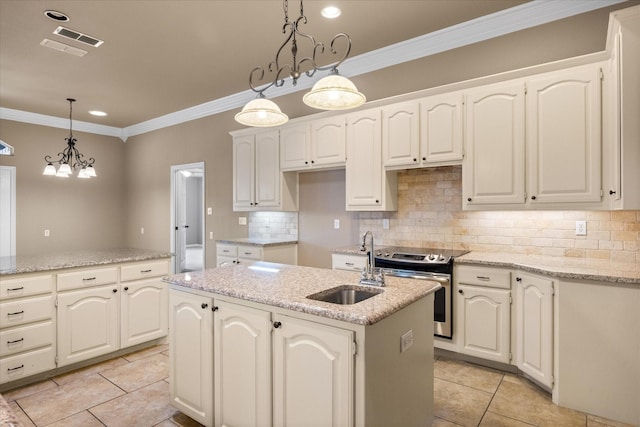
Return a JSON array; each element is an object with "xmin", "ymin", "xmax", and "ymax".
[{"xmin": 374, "ymin": 246, "xmax": 468, "ymax": 339}]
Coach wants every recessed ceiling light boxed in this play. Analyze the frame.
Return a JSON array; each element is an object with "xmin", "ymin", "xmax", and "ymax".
[
  {"xmin": 321, "ymin": 6, "xmax": 341, "ymax": 19},
  {"xmin": 89, "ymin": 110, "xmax": 107, "ymax": 117},
  {"xmin": 44, "ymin": 10, "xmax": 69, "ymax": 22}
]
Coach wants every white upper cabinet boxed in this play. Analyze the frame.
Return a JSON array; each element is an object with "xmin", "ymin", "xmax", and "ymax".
[
  {"xmin": 232, "ymin": 134, "xmax": 256, "ymax": 210},
  {"xmin": 526, "ymin": 65, "xmax": 602, "ymax": 204},
  {"xmin": 419, "ymin": 93, "xmax": 464, "ymax": 165},
  {"xmin": 463, "ymin": 81, "xmax": 526, "ymax": 207},
  {"xmin": 382, "ymin": 101, "xmax": 420, "ymax": 168},
  {"xmin": 280, "ymin": 117, "xmax": 346, "ymax": 171},
  {"xmin": 346, "ymin": 108, "xmax": 398, "ymax": 211},
  {"xmin": 254, "ymin": 130, "xmax": 281, "ymax": 208}
]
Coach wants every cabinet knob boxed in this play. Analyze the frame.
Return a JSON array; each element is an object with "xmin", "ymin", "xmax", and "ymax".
[
  {"xmin": 422, "ymin": 157, "xmax": 426, "ymax": 161},
  {"xmin": 516, "ymin": 277, "xmax": 522, "ymax": 282},
  {"xmin": 311, "ymin": 160, "xmax": 315, "ymax": 164},
  {"xmin": 609, "ymin": 190, "xmax": 616, "ymax": 195},
  {"xmin": 201, "ymin": 303, "xmax": 208, "ymax": 309},
  {"xmin": 124, "ymin": 286, "xmax": 129, "ymax": 291},
  {"xmin": 413, "ymin": 158, "xmax": 417, "ymax": 162},
  {"xmin": 531, "ymin": 195, "xmax": 537, "ymax": 200},
  {"xmin": 458, "ymin": 289, "xmax": 464, "ymax": 295},
  {"xmin": 273, "ymin": 321, "xmax": 282, "ymax": 329},
  {"xmin": 375, "ymin": 200, "xmax": 380, "ymax": 204},
  {"xmin": 212, "ymin": 306, "xmax": 219, "ymax": 312},
  {"xmin": 467, "ymin": 197, "xmax": 472, "ymax": 202},
  {"xmin": 305, "ymin": 161, "xmax": 308, "ymax": 164},
  {"xmin": 113, "ymin": 289, "xmax": 118, "ymax": 293}
]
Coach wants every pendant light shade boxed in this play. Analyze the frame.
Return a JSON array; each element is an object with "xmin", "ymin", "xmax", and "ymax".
[
  {"xmin": 235, "ymin": 97, "xmax": 289, "ymax": 127},
  {"xmin": 303, "ymin": 73, "xmax": 366, "ymax": 110}
]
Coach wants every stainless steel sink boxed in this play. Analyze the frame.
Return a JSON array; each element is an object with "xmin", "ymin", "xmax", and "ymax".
[{"xmin": 306, "ymin": 285, "xmax": 383, "ymax": 305}]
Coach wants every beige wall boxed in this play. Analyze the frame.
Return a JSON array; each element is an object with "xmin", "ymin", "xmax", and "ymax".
[{"xmin": 0, "ymin": 120, "xmax": 126, "ymax": 255}]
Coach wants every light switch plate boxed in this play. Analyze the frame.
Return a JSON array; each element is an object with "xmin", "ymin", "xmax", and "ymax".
[
  {"xmin": 575, "ymin": 220, "xmax": 586, "ymax": 236},
  {"xmin": 239, "ymin": 217, "xmax": 247, "ymax": 225},
  {"xmin": 334, "ymin": 219, "xmax": 340, "ymax": 229}
]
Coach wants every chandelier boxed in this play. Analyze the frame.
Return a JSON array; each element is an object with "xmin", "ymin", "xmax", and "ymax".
[
  {"xmin": 43, "ymin": 98, "xmax": 96, "ymax": 178},
  {"xmin": 234, "ymin": 0, "xmax": 366, "ymax": 127}
]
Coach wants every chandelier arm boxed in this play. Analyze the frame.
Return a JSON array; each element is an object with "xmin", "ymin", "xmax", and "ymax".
[
  {"xmin": 248, "ymin": 66, "xmax": 276, "ymax": 94},
  {"xmin": 314, "ymin": 33, "xmax": 352, "ymax": 72}
]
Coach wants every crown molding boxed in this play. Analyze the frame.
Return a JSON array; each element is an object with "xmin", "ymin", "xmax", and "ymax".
[{"xmin": 0, "ymin": 0, "xmax": 626, "ymax": 141}]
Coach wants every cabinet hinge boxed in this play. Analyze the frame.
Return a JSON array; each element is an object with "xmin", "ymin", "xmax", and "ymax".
[
  {"xmin": 509, "ymin": 353, "xmax": 513, "ymax": 363},
  {"xmin": 600, "ymin": 68, "xmax": 604, "ymax": 80},
  {"xmin": 55, "ymin": 297, "xmax": 58, "ymax": 308},
  {"xmin": 55, "ymin": 356, "xmax": 59, "ymax": 365},
  {"xmin": 600, "ymin": 189, "xmax": 604, "ymax": 198},
  {"xmin": 524, "ymin": 83, "xmax": 528, "ymax": 95},
  {"xmin": 551, "ymin": 284, "xmax": 555, "ymax": 296},
  {"xmin": 551, "ymin": 376, "xmax": 555, "ymax": 387},
  {"xmin": 509, "ymin": 295, "xmax": 513, "ymax": 304},
  {"xmin": 352, "ymin": 341, "xmax": 358, "ymax": 356}
]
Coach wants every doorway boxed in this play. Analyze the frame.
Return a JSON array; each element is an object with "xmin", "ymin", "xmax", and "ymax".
[{"xmin": 171, "ymin": 162, "xmax": 205, "ymax": 273}]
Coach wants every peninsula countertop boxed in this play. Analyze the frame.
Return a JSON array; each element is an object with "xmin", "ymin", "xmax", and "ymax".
[
  {"xmin": 0, "ymin": 248, "xmax": 172, "ymax": 276},
  {"xmin": 216, "ymin": 238, "xmax": 298, "ymax": 247},
  {"xmin": 163, "ymin": 262, "xmax": 440, "ymax": 326}
]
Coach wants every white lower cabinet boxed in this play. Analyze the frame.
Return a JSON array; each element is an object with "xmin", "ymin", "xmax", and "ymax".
[
  {"xmin": 331, "ymin": 253, "xmax": 367, "ymax": 272},
  {"xmin": 455, "ymin": 265, "xmax": 512, "ymax": 363},
  {"xmin": 121, "ymin": 279, "xmax": 168, "ymax": 348},
  {"xmin": 273, "ymin": 313, "xmax": 354, "ymax": 427},
  {"xmin": 169, "ymin": 289, "xmax": 214, "ymax": 427},
  {"xmin": 514, "ymin": 272, "xmax": 554, "ymax": 389},
  {"xmin": 57, "ymin": 285, "xmax": 120, "ymax": 366}
]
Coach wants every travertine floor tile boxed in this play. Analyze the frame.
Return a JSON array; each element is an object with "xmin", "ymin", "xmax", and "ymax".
[
  {"xmin": 16, "ymin": 374, "xmax": 125, "ymax": 425},
  {"xmin": 587, "ymin": 414, "xmax": 636, "ymax": 427},
  {"xmin": 2, "ymin": 379, "xmax": 57, "ymax": 402},
  {"xmin": 43, "ymin": 410, "xmax": 104, "ymax": 427},
  {"xmin": 432, "ymin": 416, "xmax": 464, "ymax": 426},
  {"xmin": 123, "ymin": 344, "xmax": 169, "ymax": 362},
  {"xmin": 479, "ymin": 411, "xmax": 535, "ymax": 426},
  {"xmin": 100, "ymin": 353, "xmax": 169, "ymax": 392},
  {"xmin": 434, "ymin": 378, "xmax": 493, "ymax": 426},
  {"xmin": 53, "ymin": 356, "xmax": 129, "ymax": 386},
  {"xmin": 489, "ymin": 379, "xmax": 587, "ymax": 426},
  {"xmin": 434, "ymin": 358, "xmax": 504, "ymax": 394},
  {"xmin": 90, "ymin": 380, "xmax": 177, "ymax": 427},
  {"xmin": 8, "ymin": 401, "xmax": 35, "ymax": 427}
]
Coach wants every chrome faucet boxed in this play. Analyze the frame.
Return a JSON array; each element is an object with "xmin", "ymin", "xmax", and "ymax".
[{"xmin": 360, "ymin": 231, "xmax": 384, "ymax": 286}]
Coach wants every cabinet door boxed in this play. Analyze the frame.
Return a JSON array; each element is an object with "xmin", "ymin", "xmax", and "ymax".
[
  {"xmin": 169, "ymin": 290, "xmax": 213, "ymax": 427},
  {"xmin": 527, "ymin": 65, "xmax": 602, "ymax": 204},
  {"xmin": 273, "ymin": 314, "xmax": 354, "ymax": 427},
  {"xmin": 57, "ymin": 285, "xmax": 119, "ymax": 367},
  {"xmin": 311, "ymin": 116, "xmax": 346, "ymax": 167},
  {"xmin": 346, "ymin": 108, "xmax": 383, "ymax": 209},
  {"xmin": 280, "ymin": 124, "xmax": 310, "ymax": 170},
  {"xmin": 463, "ymin": 82, "xmax": 526, "ymax": 206},
  {"xmin": 420, "ymin": 93, "xmax": 464, "ymax": 165},
  {"xmin": 255, "ymin": 130, "xmax": 281, "ymax": 208},
  {"xmin": 515, "ymin": 273, "xmax": 553, "ymax": 388},
  {"xmin": 457, "ymin": 284, "xmax": 511, "ymax": 363},
  {"xmin": 233, "ymin": 135, "xmax": 256, "ymax": 209},
  {"xmin": 214, "ymin": 300, "xmax": 272, "ymax": 427},
  {"xmin": 382, "ymin": 101, "xmax": 420, "ymax": 168},
  {"xmin": 121, "ymin": 279, "xmax": 168, "ymax": 348}
]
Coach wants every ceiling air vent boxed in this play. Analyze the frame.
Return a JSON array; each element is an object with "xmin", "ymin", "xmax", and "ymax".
[
  {"xmin": 53, "ymin": 26, "xmax": 104, "ymax": 47},
  {"xmin": 40, "ymin": 38, "xmax": 87, "ymax": 57}
]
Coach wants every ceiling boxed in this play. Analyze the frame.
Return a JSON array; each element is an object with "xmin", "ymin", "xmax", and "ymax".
[{"xmin": 0, "ymin": 0, "xmax": 632, "ymax": 133}]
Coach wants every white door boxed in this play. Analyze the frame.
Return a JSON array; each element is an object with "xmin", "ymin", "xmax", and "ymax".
[
  {"xmin": 515, "ymin": 273, "xmax": 554, "ymax": 388},
  {"xmin": 171, "ymin": 162, "xmax": 205, "ymax": 273},
  {"xmin": 57, "ymin": 285, "xmax": 119, "ymax": 366},
  {"xmin": 382, "ymin": 101, "xmax": 420, "ymax": 168},
  {"xmin": 255, "ymin": 130, "xmax": 280, "ymax": 208},
  {"xmin": 214, "ymin": 300, "xmax": 272, "ymax": 427},
  {"xmin": 311, "ymin": 116, "xmax": 346, "ymax": 167},
  {"xmin": 346, "ymin": 108, "xmax": 382, "ymax": 208},
  {"xmin": 273, "ymin": 314, "xmax": 354, "ymax": 427},
  {"xmin": 457, "ymin": 285, "xmax": 511, "ymax": 363},
  {"xmin": 120, "ymin": 279, "xmax": 168, "ymax": 348},
  {"xmin": 233, "ymin": 135, "xmax": 256, "ymax": 209},
  {"xmin": 420, "ymin": 93, "xmax": 464, "ymax": 165},
  {"xmin": 169, "ymin": 290, "xmax": 214, "ymax": 427}
]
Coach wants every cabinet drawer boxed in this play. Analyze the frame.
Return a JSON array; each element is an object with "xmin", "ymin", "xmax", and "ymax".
[
  {"xmin": 332, "ymin": 253, "xmax": 367, "ymax": 271},
  {"xmin": 57, "ymin": 267, "xmax": 118, "ymax": 291},
  {"xmin": 217, "ymin": 244, "xmax": 238, "ymax": 258},
  {"xmin": 0, "ymin": 346, "xmax": 56, "ymax": 384},
  {"xmin": 456, "ymin": 266, "xmax": 511, "ymax": 289},
  {"xmin": 1, "ymin": 274, "xmax": 53, "ymax": 300},
  {"xmin": 0, "ymin": 320, "xmax": 54, "ymax": 357},
  {"xmin": 237, "ymin": 245, "xmax": 262, "ymax": 260},
  {"xmin": 0, "ymin": 295, "xmax": 54, "ymax": 328},
  {"xmin": 121, "ymin": 260, "xmax": 169, "ymax": 282}
]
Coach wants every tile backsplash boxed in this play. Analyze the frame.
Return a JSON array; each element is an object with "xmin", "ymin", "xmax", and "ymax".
[
  {"xmin": 248, "ymin": 211, "xmax": 298, "ymax": 241},
  {"xmin": 359, "ymin": 166, "xmax": 640, "ymax": 263}
]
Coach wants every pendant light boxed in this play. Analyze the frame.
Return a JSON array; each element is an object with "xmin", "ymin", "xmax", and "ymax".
[
  {"xmin": 43, "ymin": 98, "xmax": 97, "ymax": 178},
  {"xmin": 235, "ymin": 0, "xmax": 365, "ymax": 127}
]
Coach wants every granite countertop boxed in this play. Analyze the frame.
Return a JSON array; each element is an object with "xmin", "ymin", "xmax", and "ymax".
[
  {"xmin": 163, "ymin": 262, "xmax": 440, "ymax": 326},
  {"xmin": 216, "ymin": 238, "xmax": 298, "ymax": 247},
  {"xmin": 456, "ymin": 252, "xmax": 640, "ymax": 285},
  {"xmin": 0, "ymin": 393, "xmax": 19, "ymax": 426},
  {"xmin": 0, "ymin": 248, "xmax": 172, "ymax": 276}
]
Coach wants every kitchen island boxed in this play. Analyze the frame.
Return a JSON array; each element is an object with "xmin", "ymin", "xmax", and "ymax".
[{"xmin": 164, "ymin": 262, "xmax": 440, "ymax": 427}]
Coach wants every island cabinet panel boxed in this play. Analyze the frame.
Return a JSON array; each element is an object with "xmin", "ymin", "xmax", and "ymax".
[
  {"xmin": 169, "ymin": 289, "xmax": 214, "ymax": 427},
  {"xmin": 273, "ymin": 313, "xmax": 354, "ymax": 427},
  {"xmin": 514, "ymin": 273, "xmax": 554, "ymax": 389},
  {"xmin": 120, "ymin": 278, "xmax": 168, "ymax": 348},
  {"xmin": 57, "ymin": 285, "xmax": 119, "ymax": 366},
  {"xmin": 214, "ymin": 300, "xmax": 272, "ymax": 427}
]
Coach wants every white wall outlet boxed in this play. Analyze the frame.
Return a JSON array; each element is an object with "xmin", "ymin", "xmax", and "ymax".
[
  {"xmin": 334, "ymin": 219, "xmax": 340, "ymax": 229},
  {"xmin": 239, "ymin": 217, "xmax": 247, "ymax": 225},
  {"xmin": 207, "ymin": 207, "xmax": 213, "ymax": 215},
  {"xmin": 209, "ymin": 231, "xmax": 214, "ymax": 240},
  {"xmin": 382, "ymin": 219, "xmax": 389, "ymax": 229},
  {"xmin": 140, "ymin": 227, "xmax": 145, "ymax": 235},
  {"xmin": 575, "ymin": 220, "xmax": 587, "ymax": 236},
  {"xmin": 400, "ymin": 330, "xmax": 413, "ymax": 353},
  {"xmin": 44, "ymin": 229, "xmax": 50, "ymax": 237}
]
